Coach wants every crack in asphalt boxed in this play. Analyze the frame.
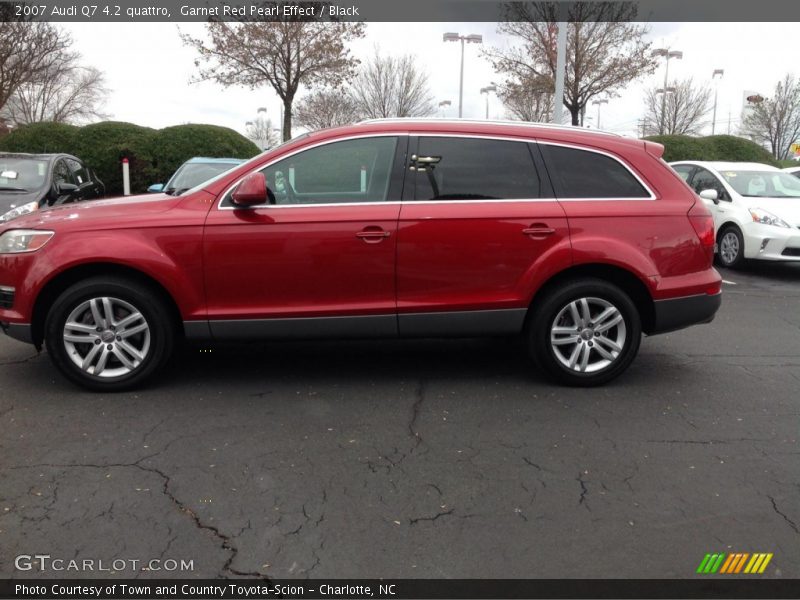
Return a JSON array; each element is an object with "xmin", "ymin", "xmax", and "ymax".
[
  {"xmin": 0, "ymin": 352, "xmax": 41, "ymax": 366},
  {"xmin": 8, "ymin": 460, "xmax": 270, "ymax": 580},
  {"xmin": 408, "ymin": 379, "xmax": 425, "ymax": 448},
  {"xmin": 768, "ymin": 495, "xmax": 800, "ymax": 534},
  {"xmin": 409, "ymin": 508, "xmax": 455, "ymax": 525},
  {"xmin": 577, "ymin": 472, "xmax": 590, "ymax": 511}
]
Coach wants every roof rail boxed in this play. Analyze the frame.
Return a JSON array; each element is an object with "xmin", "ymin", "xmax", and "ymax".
[{"xmin": 355, "ymin": 117, "xmax": 621, "ymax": 137}]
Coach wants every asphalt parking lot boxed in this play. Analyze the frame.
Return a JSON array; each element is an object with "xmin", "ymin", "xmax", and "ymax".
[{"xmin": 1, "ymin": 263, "xmax": 798, "ymax": 580}]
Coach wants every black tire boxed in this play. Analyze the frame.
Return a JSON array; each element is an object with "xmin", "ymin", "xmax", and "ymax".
[
  {"xmin": 44, "ymin": 276, "xmax": 174, "ymax": 392},
  {"xmin": 528, "ymin": 278, "xmax": 642, "ymax": 387},
  {"xmin": 716, "ymin": 225, "xmax": 745, "ymax": 269}
]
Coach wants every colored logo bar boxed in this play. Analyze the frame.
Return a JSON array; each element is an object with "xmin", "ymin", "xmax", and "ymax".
[{"xmin": 697, "ymin": 553, "xmax": 773, "ymax": 574}]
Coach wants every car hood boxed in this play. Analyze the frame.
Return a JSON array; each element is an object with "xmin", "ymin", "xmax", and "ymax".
[
  {"xmin": 743, "ymin": 197, "xmax": 800, "ymax": 225},
  {"xmin": 0, "ymin": 190, "xmax": 46, "ymax": 214},
  {"xmin": 0, "ymin": 193, "xmax": 182, "ymax": 231}
]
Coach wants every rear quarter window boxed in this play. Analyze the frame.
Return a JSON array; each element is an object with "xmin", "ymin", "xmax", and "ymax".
[{"xmin": 542, "ymin": 144, "xmax": 651, "ymax": 199}]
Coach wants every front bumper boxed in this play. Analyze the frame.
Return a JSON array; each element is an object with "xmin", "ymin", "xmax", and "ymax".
[
  {"xmin": 651, "ymin": 292, "xmax": 722, "ymax": 335},
  {"xmin": 0, "ymin": 321, "xmax": 33, "ymax": 343},
  {"xmin": 742, "ymin": 222, "xmax": 800, "ymax": 261}
]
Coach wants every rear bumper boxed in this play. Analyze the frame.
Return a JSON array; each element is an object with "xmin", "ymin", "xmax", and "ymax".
[
  {"xmin": 650, "ymin": 292, "xmax": 721, "ymax": 335},
  {"xmin": 0, "ymin": 322, "xmax": 33, "ymax": 344}
]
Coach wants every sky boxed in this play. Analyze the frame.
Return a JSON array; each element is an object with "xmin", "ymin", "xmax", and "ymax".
[{"xmin": 59, "ymin": 21, "xmax": 799, "ymax": 139}]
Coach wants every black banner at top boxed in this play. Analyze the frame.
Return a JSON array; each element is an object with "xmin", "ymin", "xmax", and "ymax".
[
  {"xmin": 2, "ymin": 0, "xmax": 800, "ymax": 22},
  {"xmin": 2, "ymin": 579, "xmax": 800, "ymax": 600}
]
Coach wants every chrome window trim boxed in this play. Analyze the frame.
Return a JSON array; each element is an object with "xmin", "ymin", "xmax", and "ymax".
[{"xmin": 215, "ymin": 132, "xmax": 657, "ymax": 210}]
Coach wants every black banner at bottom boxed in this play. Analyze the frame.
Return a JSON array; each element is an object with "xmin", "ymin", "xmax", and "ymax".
[{"xmin": 2, "ymin": 579, "xmax": 800, "ymax": 600}]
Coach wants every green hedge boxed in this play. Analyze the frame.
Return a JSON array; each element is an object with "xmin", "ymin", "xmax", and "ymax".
[
  {"xmin": 147, "ymin": 124, "xmax": 260, "ymax": 184},
  {"xmin": 0, "ymin": 122, "xmax": 80, "ymax": 154},
  {"xmin": 645, "ymin": 134, "xmax": 778, "ymax": 167},
  {"xmin": 0, "ymin": 121, "xmax": 259, "ymax": 195}
]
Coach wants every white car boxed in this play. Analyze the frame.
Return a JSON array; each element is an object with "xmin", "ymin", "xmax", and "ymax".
[{"xmin": 670, "ymin": 161, "xmax": 800, "ymax": 267}]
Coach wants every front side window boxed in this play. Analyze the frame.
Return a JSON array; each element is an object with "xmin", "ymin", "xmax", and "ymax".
[
  {"xmin": 543, "ymin": 144, "xmax": 650, "ymax": 199},
  {"xmin": 253, "ymin": 136, "xmax": 397, "ymax": 205},
  {"xmin": 52, "ymin": 159, "xmax": 75, "ymax": 186},
  {"xmin": 66, "ymin": 158, "xmax": 89, "ymax": 185},
  {"xmin": 412, "ymin": 137, "xmax": 541, "ymax": 201},
  {"xmin": 691, "ymin": 168, "xmax": 729, "ymax": 200},
  {"xmin": 672, "ymin": 164, "xmax": 694, "ymax": 182}
]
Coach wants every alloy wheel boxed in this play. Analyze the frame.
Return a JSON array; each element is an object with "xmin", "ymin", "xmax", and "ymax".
[{"xmin": 550, "ymin": 297, "xmax": 627, "ymax": 373}]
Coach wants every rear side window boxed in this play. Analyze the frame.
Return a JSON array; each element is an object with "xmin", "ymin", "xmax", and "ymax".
[
  {"xmin": 543, "ymin": 144, "xmax": 650, "ymax": 199},
  {"xmin": 413, "ymin": 137, "xmax": 541, "ymax": 200}
]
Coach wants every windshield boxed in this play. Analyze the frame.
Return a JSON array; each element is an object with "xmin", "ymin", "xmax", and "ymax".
[
  {"xmin": 0, "ymin": 157, "xmax": 49, "ymax": 192},
  {"xmin": 718, "ymin": 170, "xmax": 800, "ymax": 198}
]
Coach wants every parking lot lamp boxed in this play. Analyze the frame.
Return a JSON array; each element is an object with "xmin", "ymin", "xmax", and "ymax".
[
  {"xmin": 711, "ymin": 69, "xmax": 724, "ymax": 134},
  {"xmin": 592, "ymin": 99, "xmax": 608, "ymax": 129},
  {"xmin": 652, "ymin": 48, "xmax": 682, "ymax": 134},
  {"xmin": 443, "ymin": 32, "xmax": 483, "ymax": 118},
  {"xmin": 480, "ymin": 84, "xmax": 497, "ymax": 119}
]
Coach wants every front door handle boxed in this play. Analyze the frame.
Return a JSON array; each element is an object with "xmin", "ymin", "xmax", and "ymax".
[
  {"xmin": 522, "ymin": 224, "xmax": 556, "ymax": 237},
  {"xmin": 356, "ymin": 228, "xmax": 391, "ymax": 243}
]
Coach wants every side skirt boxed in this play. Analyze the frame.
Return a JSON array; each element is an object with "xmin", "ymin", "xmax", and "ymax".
[{"xmin": 184, "ymin": 308, "xmax": 528, "ymax": 341}]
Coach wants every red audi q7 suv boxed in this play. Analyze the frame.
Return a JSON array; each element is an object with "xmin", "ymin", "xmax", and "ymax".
[{"xmin": 0, "ymin": 119, "xmax": 721, "ymax": 391}]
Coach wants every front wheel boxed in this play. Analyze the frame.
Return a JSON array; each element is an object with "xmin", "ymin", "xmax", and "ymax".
[
  {"xmin": 44, "ymin": 277, "xmax": 174, "ymax": 391},
  {"xmin": 717, "ymin": 226, "xmax": 745, "ymax": 268},
  {"xmin": 529, "ymin": 279, "xmax": 642, "ymax": 386}
]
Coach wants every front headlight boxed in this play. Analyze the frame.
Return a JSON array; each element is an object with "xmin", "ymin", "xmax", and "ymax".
[
  {"xmin": 0, "ymin": 201, "xmax": 39, "ymax": 223},
  {"xmin": 0, "ymin": 230, "xmax": 54, "ymax": 254},
  {"xmin": 749, "ymin": 208, "xmax": 790, "ymax": 228}
]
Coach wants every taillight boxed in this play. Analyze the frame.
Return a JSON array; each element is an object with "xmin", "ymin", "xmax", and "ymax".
[{"xmin": 688, "ymin": 200, "xmax": 716, "ymax": 264}]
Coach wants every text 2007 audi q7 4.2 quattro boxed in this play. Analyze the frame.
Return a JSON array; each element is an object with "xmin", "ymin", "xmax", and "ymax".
[{"xmin": 0, "ymin": 119, "xmax": 722, "ymax": 391}]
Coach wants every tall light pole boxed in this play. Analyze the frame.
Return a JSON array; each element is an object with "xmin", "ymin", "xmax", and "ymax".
[
  {"xmin": 655, "ymin": 87, "xmax": 676, "ymax": 134},
  {"xmin": 443, "ymin": 32, "xmax": 483, "ymax": 118},
  {"xmin": 711, "ymin": 68, "xmax": 724, "ymax": 135},
  {"xmin": 651, "ymin": 48, "xmax": 682, "ymax": 134},
  {"xmin": 480, "ymin": 84, "xmax": 497, "ymax": 119},
  {"xmin": 592, "ymin": 99, "xmax": 608, "ymax": 129},
  {"xmin": 438, "ymin": 100, "xmax": 452, "ymax": 117}
]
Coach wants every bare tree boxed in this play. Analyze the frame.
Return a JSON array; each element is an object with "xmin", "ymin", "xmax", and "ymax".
[
  {"xmin": 181, "ymin": 17, "xmax": 365, "ymax": 141},
  {"xmin": 245, "ymin": 115, "xmax": 279, "ymax": 150},
  {"xmin": 6, "ymin": 64, "xmax": 110, "ymax": 125},
  {"xmin": 295, "ymin": 87, "xmax": 360, "ymax": 131},
  {"xmin": 499, "ymin": 79, "xmax": 554, "ymax": 122},
  {"xmin": 484, "ymin": 2, "xmax": 657, "ymax": 126},
  {"xmin": 0, "ymin": 19, "xmax": 75, "ymax": 115},
  {"xmin": 741, "ymin": 75, "xmax": 800, "ymax": 160},
  {"xmin": 349, "ymin": 49, "xmax": 435, "ymax": 119},
  {"xmin": 642, "ymin": 77, "xmax": 712, "ymax": 136}
]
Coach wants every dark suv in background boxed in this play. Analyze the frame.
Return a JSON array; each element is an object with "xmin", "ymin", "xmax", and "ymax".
[{"xmin": 0, "ymin": 153, "xmax": 104, "ymax": 223}]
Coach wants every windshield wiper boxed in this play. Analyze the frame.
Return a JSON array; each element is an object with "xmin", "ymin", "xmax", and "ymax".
[
  {"xmin": 173, "ymin": 187, "xmax": 192, "ymax": 196},
  {"xmin": 0, "ymin": 186, "xmax": 28, "ymax": 192}
]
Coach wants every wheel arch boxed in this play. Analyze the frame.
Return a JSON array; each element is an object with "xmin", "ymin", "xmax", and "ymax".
[
  {"xmin": 525, "ymin": 263, "xmax": 656, "ymax": 334},
  {"xmin": 31, "ymin": 262, "xmax": 184, "ymax": 347}
]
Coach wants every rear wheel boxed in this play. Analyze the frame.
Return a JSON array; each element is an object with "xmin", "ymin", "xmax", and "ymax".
[
  {"xmin": 717, "ymin": 225, "xmax": 745, "ymax": 268},
  {"xmin": 529, "ymin": 279, "xmax": 642, "ymax": 386},
  {"xmin": 44, "ymin": 277, "xmax": 174, "ymax": 391}
]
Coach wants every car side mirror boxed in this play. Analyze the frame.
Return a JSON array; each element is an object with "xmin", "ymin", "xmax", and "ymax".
[
  {"xmin": 148, "ymin": 183, "xmax": 164, "ymax": 193},
  {"xmin": 699, "ymin": 189, "xmax": 719, "ymax": 204},
  {"xmin": 231, "ymin": 172, "xmax": 268, "ymax": 207},
  {"xmin": 57, "ymin": 182, "xmax": 79, "ymax": 195}
]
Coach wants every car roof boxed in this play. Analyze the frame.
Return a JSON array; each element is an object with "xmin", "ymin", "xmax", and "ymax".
[
  {"xmin": 671, "ymin": 160, "xmax": 780, "ymax": 171},
  {"xmin": 283, "ymin": 118, "xmax": 653, "ymax": 157},
  {"xmin": 184, "ymin": 157, "xmax": 247, "ymax": 164}
]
